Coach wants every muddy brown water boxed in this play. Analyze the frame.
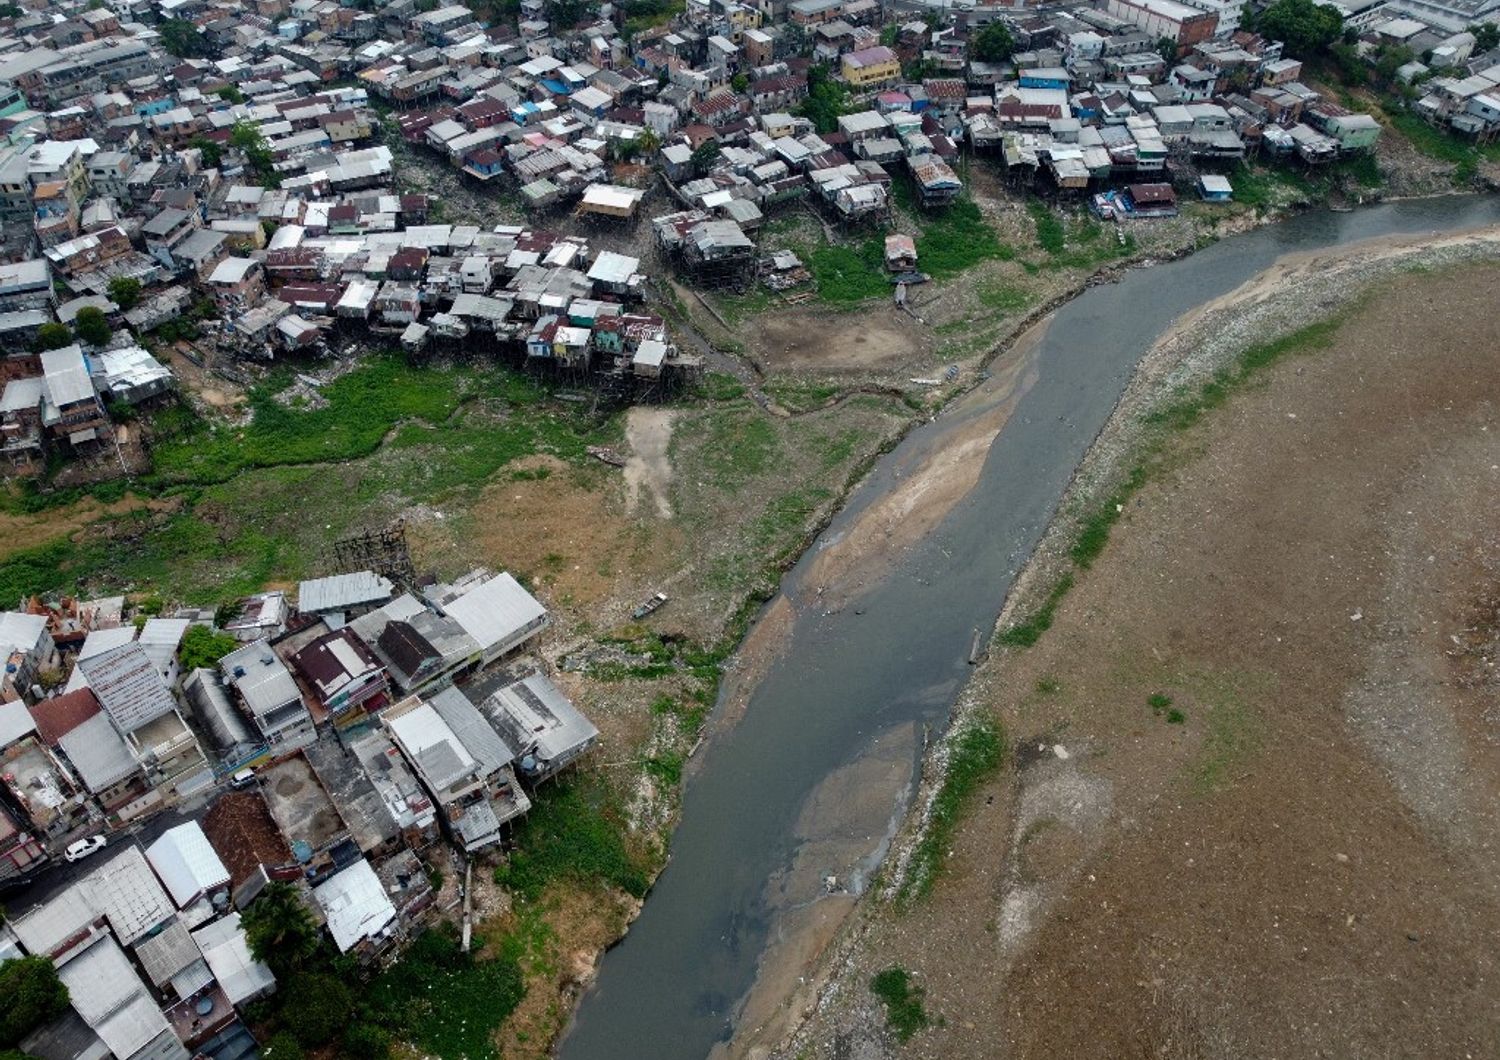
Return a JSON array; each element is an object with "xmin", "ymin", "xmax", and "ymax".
[{"xmin": 557, "ymin": 196, "xmax": 1500, "ymax": 1060}]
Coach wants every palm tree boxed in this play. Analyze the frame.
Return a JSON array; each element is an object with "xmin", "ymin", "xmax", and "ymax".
[{"xmin": 242, "ymin": 883, "xmax": 321, "ymax": 979}]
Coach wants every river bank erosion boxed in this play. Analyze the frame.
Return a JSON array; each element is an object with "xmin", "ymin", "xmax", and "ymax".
[{"xmin": 769, "ymin": 218, "xmax": 1500, "ymax": 1059}]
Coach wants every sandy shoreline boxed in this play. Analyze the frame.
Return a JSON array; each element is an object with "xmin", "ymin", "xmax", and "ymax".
[{"xmin": 750, "ymin": 216, "xmax": 1500, "ymax": 1059}]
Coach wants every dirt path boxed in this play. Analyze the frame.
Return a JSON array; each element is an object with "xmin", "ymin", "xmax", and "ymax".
[
  {"xmin": 780, "ymin": 254, "xmax": 1500, "ymax": 1060},
  {"xmin": 622, "ymin": 407, "xmax": 675, "ymax": 519}
]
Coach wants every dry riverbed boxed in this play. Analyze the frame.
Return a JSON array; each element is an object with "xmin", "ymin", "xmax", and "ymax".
[{"xmin": 774, "ymin": 227, "xmax": 1500, "ymax": 1059}]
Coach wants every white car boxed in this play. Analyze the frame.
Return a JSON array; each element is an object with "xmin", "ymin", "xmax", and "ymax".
[{"xmin": 64, "ymin": 835, "xmax": 106, "ymax": 863}]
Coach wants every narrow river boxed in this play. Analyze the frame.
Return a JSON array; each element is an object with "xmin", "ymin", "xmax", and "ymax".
[{"xmin": 559, "ymin": 195, "xmax": 1500, "ymax": 1060}]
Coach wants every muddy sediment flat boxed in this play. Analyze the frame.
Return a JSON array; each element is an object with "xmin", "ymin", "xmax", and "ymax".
[{"xmin": 782, "ymin": 246, "xmax": 1500, "ymax": 1059}]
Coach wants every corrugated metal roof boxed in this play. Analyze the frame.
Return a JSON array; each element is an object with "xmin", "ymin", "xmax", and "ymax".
[
  {"xmin": 312, "ymin": 858, "xmax": 397, "ymax": 953},
  {"xmin": 58, "ymin": 934, "xmax": 171, "ymax": 1059},
  {"xmin": 133, "ymin": 917, "xmax": 200, "ymax": 987},
  {"xmin": 429, "ymin": 686, "xmax": 518, "ymax": 775},
  {"xmin": 40, "ymin": 346, "xmax": 95, "ymax": 408},
  {"xmin": 57, "ymin": 711, "xmax": 138, "ymax": 792},
  {"xmin": 439, "ymin": 572, "xmax": 546, "ymax": 654},
  {"xmin": 146, "ymin": 823, "xmax": 230, "ymax": 909},
  {"xmin": 192, "ymin": 913, "xmax": 275, "ymax": 1005},
  {"xmin": 299, "ymin": 571, "xmax": 395, "ymax": 614},
  {"xmin": 75, "ymin": 643, "xmax": 176, "ymax": 733}
]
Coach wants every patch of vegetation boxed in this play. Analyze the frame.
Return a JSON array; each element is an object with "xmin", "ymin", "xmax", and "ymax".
[
  {"xmin": 494, "ymin": 775, "xmax": 652, "ymax": 902},
  {"xmin": 148, "ymin": 355, "xmax": 473, "ymax": 485},
  {"xmin": 977, "ymin": 281, "xmax": 1033, "ymax": 313},
  {"xmin": 764, "ymin": 378, "xmax": 840, "ymax": 413},
  {"xmin": 643, "ymin": 750, "xmax": 684, "ymax": 786},
  {"xmin": 1166, "ymin": 708, "xmax": 1187, "ymax": 724},
  {"xmin": 0, "ymin": 359, "xmax": 614, "ymax": 605},
  {"xmin": 996, "ymin": 572, "xmax": 1074, "ymax": 648},
  {"xmin": 178, "ymin": 623, "xmax": 239, "ymax": 671},
  {"xmin": 365, "ymin": 927, "xmax": 524, "ymax": 1060},
  {"xmin": 696, "ymin": 371, "xmax": 747, "ymax": 402},
  {"xmin": 806, "ymin": 238, "xmax": 888, "ymax": 304},
  {"xmin": 1035, "ymin": 677, "xmax": 1061, "ymax": 695},
  {"xmin": 651, "ymin": 692, "xmax": 709, "ymax": 739},
  {"xmin": 1148, "ymin": 692, "xmax": 1173, "ymax": 712},
  {"xmin": 870, "ymin": 967, "xmax": 930, "ymax": 1042},
  {"xmin": 1029, "ymin": 201, "xmax": 1066, "ymax": 253},
  {"xmin": 901, "ymin": 720, "xmax": 1006, "ymax": 903},
  {"xmin": 916, "ymin": 199, "xmax": 1016, "ymax": 278},
  {"xmin": 693, "ymin": 407, "xmax": 780, "ymax": 488}
]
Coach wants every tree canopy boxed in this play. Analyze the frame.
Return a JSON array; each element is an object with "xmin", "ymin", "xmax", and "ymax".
[
  {"xmin": 107, "ymin": 276, "xmax": 141, "ymax": 311},
  {"xmin": 972, "ymin": 20, "xmax": 1016, "ymax": 63},
  {"xmin": 796, "ymin": 63, "xmax": 851, "ymax": 134},
  {"xmin": 190, "ymin": 135, "xmax": 224, "ymax": 168},
  {"xmin": 0, "ymin": 956, "xmax": 70, "ymax": 1048},
  {"xmin": 1472, "ymin": 22, "xmax": 1499, "ymax": 52},
  {"xmin": 1255, "ymin": 0, "xmax": 1343, "ymax": 57},
  {"xmin": 242, "ymin": 883, "xmax": 321, "ymax": 981},
  {"xmin": 159, "ymin": 18, "xmax": 210, "ymax": 59},
  {"xmin": 33, "ymin": 323, "xmax": 71, "ymax": 351},
  {"xmin": 688, "ymin": 139, "xmax": 721, "ymax": 175},
  {"xmin": 73, "ymin": 307, "xmax": 111, "ymax": 347},
  {"xmin": 231, "ymin": 122, "xmax": 279, "ymax": 188}
]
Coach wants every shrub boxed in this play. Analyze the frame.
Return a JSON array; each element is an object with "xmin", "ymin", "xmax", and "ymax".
[
  {"xmin": 340, "ymin": 1023, "xmax": 390, "ymax": 1059},
  {"xmin": 178, "ymin": 623, "xmax": 239, "ymax": 671},
  {"xmin": 280, "ymin": 972, "xmax": 352, "ymax": 1047},
  {"xmin": 871, "ymin": 967, "xmax": 929, "ymax": 1042}
]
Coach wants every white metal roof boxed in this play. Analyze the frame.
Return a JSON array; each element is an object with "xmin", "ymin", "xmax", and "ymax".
[
  {"xmin": 192, "ymin": 912, "xmax": 276, "ymax": 1004},
  {"xmin": 57, "ymin": 711, "xmax": 138, "ymax": 793},
  {"xmin": 586, "ymin": 249, "xmax": 639, "ymax": 285},
  {"xmin": 0, "ymin": 610, "xmax": 47, "ymax": 656},
  {"xmin": 298, "ymin": 570, "xmax": 394, "ymax": 614},
  {"xmin": 386, "ymin": 700, "xmax": 475, "ymax": 790},
  {"xmin": 57, "ymin": 934, "xmax": 170, "ymax": 1060},
  {"xmin": 312, "ymin": 858, "xmax": 397, "ymax": 953},
  {"xmin": 208, "ymin": 257, "xmax": 258, "ymax": 284},
  {"xmin": 146, "ymin": 822, "xmax": 230, "ymax": 909},
  {"xmin": 40, "ymin": 345, "xmax": 94, "ymax": 408},
  {"xmin": 0, "ymin": 699, "xmax": 36, "ymax": 746},
  {"xmin": 581, "ymin": 183, "xmax": 644, "ymax": 210},
  {"xmin": 439, "ymin": 572, "xmax": 546, "ymax": 653}
]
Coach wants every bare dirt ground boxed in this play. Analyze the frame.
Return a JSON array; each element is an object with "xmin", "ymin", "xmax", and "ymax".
[
  {"xmin": 622, "ymin": 407, "xmax": 675, "ymax": 518},
  {"xmin": 780, "ymin": 254, "xmax": 1500, "ymax": 1059},
  {"xmin": 747, "ymin": 305, "xmax": 931, "ymax": 374}
]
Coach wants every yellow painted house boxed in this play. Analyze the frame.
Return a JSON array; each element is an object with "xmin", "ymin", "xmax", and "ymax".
[{"xmin": 841, "ymin": 45, "xmax": 900, "ymax": 88}]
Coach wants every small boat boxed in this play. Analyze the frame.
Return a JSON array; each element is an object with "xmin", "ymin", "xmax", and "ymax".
[{"xmin": 632, "ymin": 592, "xmax": 669, "ymax": 619}]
